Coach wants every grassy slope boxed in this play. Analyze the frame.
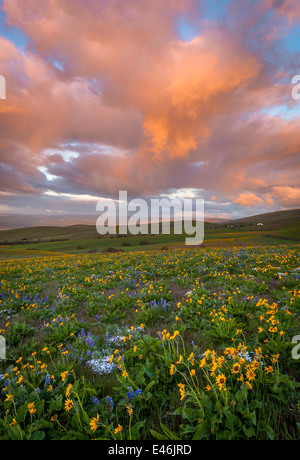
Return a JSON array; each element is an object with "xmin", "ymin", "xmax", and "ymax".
[{"xmin": 0, "ymin": 209, "xmax": 299, "ymax": 259}]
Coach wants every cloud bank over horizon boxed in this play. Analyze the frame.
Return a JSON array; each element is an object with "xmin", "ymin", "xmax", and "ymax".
[{"xmin": 0, "ymin": 0, "xmax": 299, "ymax": 221}]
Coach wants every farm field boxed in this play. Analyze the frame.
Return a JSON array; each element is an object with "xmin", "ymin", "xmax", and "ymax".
[{"xmin": 0, "ymin": 245, "xmax": 299, "ymax": 440}]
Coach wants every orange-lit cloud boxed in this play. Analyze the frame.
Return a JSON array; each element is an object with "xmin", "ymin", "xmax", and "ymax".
[
  {"xmin": 234, "ymin": 193, "xmax": 264, "ymax": 207},
  {"xmin": 0, "ymin": 0, "xmax": 299, "ymax": 218}
]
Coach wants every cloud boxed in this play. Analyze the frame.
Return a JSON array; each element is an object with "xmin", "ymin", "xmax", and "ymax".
[
  {"xmin": 272, "ymin": 186, "xmax": 300, "ymax": 207},
  {"xmin": 0, "ymin": 0, "xmax": 299, "ymax": 217},
  {"xmin": 233, "ymin": 192, "xmax": 265, "ymax": 207}
]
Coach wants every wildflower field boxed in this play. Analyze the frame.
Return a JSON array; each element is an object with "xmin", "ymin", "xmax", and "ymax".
[{"xmin": 0, "ymin": 245, "xmax": 299, "ymax": 440}]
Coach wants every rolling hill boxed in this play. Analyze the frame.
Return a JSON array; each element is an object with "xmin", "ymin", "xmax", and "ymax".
[
  {"xmin": 227, "ymin": 208, "xmax": 300, "ymax": 224},
  {"xmin": 0, "ymin": 209, "xmax": 298, "ymax": 258}
]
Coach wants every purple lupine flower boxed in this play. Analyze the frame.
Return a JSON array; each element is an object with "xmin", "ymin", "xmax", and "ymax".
[
  {"xmin": 106, "ymin": 396, "xmax": 113, "ymax": 408},
  {"xmin": 87, "ymin": 337, "xmax": 94, "ymax": 348},
  {"xmin": 126, "ymin": 387, "xmax": 134, "ymax": 400},
  {"xmin": 92, "ymin": 396, "xmax": 100, "ymax": 405}
]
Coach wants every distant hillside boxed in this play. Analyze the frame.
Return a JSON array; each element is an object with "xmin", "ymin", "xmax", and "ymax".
[
  {"xmin": 226, "ymin": 208, "xmax": 300, "ymax": 224},
  {"xmin": 0, "ymin": 221, "xmax": 214, "ymax": 244},
  {"xmin": 0, "ymin": 209, "xmax": 299, "ymax": 246},
  {"xmin": 0, "ymin": 225, "xmax": 99, "ymax": 244},
  {"xmin": 0, "ymin": 214, "xmax": 97, "ymax": 231}
]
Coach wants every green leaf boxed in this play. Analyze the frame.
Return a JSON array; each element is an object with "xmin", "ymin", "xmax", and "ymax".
[
  {"xmin": 216, "ymin": 430, "xmax": 233, "ymax": 440},
  {"xmin": 225, "ymin": 412, "xmax": 242, "ymax": 431},
  {"xmin": 7, "ymin": 425, "xmax": 24, "ymax": 441},
  {"xmin": 49, "ymin": 395, "xmax": 63, "ymax": 413},
  {"xmin": 257, "ymin": 421, "xmax": 275, "ymax": 440},
  {"xmin": 160, "ymin": 423, "xmax": 181, "ymax": 440},
  {"xmin": 150, "ymin": 429, "xmax": 168, "ymax": 441},
  {"xmin": 145, "ymin": 380, "xmax": 156, "ymax": 392},
  {"xmin": 243, "ymin": 425, "xmax": 255, "ymax": 438},
  {"xmin": 30, "ymin": 431, "xmax": 45, "ymax": 440},
  {"xmin": 192, "ymin": 421, "xmax": 211, "ymax": 440}
]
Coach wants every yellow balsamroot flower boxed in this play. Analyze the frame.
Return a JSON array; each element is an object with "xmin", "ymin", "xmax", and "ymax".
[
  {"xmin": 178, "ymin": 383, "xmax": 185, "ymax": 401},
  {"xmin": 176, "ymin": 355, "xmax": 183, "ymax": 365},
  {"xmin": 205, "ymin": 385, "xmax": 211, "ymax": 392},
  {"xmin": 90, "ymin": 414, "xmax": 100, "ymax": 433},
  {"xmin": 28, "ymin": 402, "xmax": 36, "ymax": 415},
  {"xmin": 114, "ymin": 424, "xmax": 123, "ymax": 434},
  {"xmin": 272, "ymin": 353, "xmax": 280, "ymax": 362},
  {"xmin": 126, "ymin": 405, "xmax": 133, "ymax": 417},
  {"xmin": 204, "ymin": 349, "xmax": 211, "ymax": 359},
  {"xmin": 231, "ymin": 363, "xmax": 241, "ymax": 374},
  {"xmin": 122, "ymin": 370, "xmax": 128, "ymax": 378},
  {"xmin": 66, "ymin": 384, "xmax": 73, "ymax": 398},
  {"xmin": 64, "ymin": 399, "xmax": 74, "ymax": 412},
  {"xmin": 211, "ymin": 361, "xmax": 218, "ymax": 373},
  {"xmin": 216, "ymin": 374, "xmax": 226, "ymax": 390},
  {"xmin": 251, "ymin": 360, "xmax": 260, "ymax": 370},
  {"xmin": 246, "ymin": 369, "xmax": 256, "ymax": 381},
  {"xmin": 246, "ymin": 381, "xmax": 253, "ymax": 390},
  {"xmin": 265, "ymin": 366, "xmax": 274, "ymax": 374},
  {"xmin": 10, "ymin": 418, "xmax": 17, "ymax": 426},
  {"xmin": 217, "ymin": 356, "xmax": 224, "ymax": 367},
  {"xmin": 5, "ymin": 394, "xmax": 13, "ymax": 402},
  {"xmin": 190, "ymin": 369, "xmax": 196, "ymax": 377},
  {"xmin": 170, "ymin": 364, "xmax": 175, "ymax": 376},
  {"xmin": 199, "ymin": 358, "xmax": 206, "ymax": 368},
  {"xmin": 61, "ymin": 372, "xmax": 68, "ymax": 382}
]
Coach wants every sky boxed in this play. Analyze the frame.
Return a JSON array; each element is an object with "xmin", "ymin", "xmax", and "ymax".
[{"xmin": 0, "ymin": 0, "xmax": 299, "ymax": 223}]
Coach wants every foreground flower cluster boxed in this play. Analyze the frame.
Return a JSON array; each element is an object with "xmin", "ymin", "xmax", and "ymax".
[{"xmin": 0, "ymin": 245, "xmax": 299, "ymax": 439}]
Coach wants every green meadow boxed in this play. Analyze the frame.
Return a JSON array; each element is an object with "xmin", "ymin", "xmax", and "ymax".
[
  {"xmin": 0, "ymin": 210, "xmax": 299, "ymax": 440},
  {"xmin": 0, "ymin": 209, "xmax": 299, "ymax": 260}
]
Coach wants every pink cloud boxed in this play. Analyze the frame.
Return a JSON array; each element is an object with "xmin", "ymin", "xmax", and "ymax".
[
  {"xmin": 0, "ymin": 0, "xmax": 299, "ymax": 214},
  {"xmin": 233, "ymin": 192, "xmax": 265, "ymax": 207},
  {"xmin": 272, "ymin": 186, "xmax": 300, "ymax": 207}
]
